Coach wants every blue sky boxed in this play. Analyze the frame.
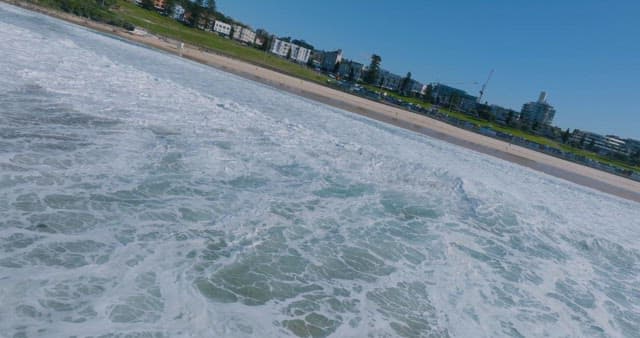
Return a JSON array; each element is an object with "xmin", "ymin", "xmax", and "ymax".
[{"xmin": 218, "ymin": 1, "xmax": 640, "ymax": 139}]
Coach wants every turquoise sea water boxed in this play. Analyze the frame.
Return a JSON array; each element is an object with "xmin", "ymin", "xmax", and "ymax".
[{"xmin": 1, "ymin": 3, "xmax": 639, "ymax": 337}]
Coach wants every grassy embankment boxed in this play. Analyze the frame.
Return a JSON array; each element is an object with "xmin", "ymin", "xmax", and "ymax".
[
  {"xmin": 32, "ymin": 0, "xmax": 134, "ymax": 29},
  {"xmin": 112, "ymin": 0, "xmax": 328, "ymax": 84}
]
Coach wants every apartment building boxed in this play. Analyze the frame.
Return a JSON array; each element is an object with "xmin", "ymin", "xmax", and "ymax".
[{"xmin": 213, "ymin": 21, "xmax": 232, "ymax": 36}]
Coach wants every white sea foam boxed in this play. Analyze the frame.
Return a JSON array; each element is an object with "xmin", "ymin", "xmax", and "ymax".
[{"xmin": 1, "ymin": 3, "xmax": 639, "ymax": 337}]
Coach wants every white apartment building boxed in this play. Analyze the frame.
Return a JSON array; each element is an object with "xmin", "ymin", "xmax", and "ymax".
[
  {"xmin": 232, "ymin": 25, "xmax": 256, "ymax": 44},
  {"xmin": 270, "ymin": 39, "xmax": 291, "ymax": 57},
  {"xmin": 520, "ymin": 91, "xmax": 556, "ymax": 125},
  {"xmin": 290, "ymin": 44, "xmax": 311, "ymax": 63},
  {"xmin": 213, "ymin": 21, "xmax": 231, "ymax": 36},
  {"xmin": 270, "ymin": 38, "xmax": 311, "ymax": 63}
]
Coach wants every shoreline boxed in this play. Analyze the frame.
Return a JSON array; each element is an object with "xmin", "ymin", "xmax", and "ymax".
[{"xmin": 3, "ymin": 0, "xmax": 640, "ymax": 204}]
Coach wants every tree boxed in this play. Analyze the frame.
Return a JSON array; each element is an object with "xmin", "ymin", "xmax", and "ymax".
[
  {"xmin": 531, "ymin": 121, "xmax": 540, "ymax": 131},
  {"xmin": 364, "ymin": 54, "xmax": 381, "ymax": 85},
  {"xmin": 202, "ymin": 0, "xmax": 215, "ymax": 30},
  {"xmin": 141, "ymin": 0, "xmax": 154, "ymax": 10},
  {"xmin": 561, "ymin": 128, "xmax": 571, "ymax": 143},
  {"xmin": 505, "ymin": 111, "xmax": 514, "ymax": 126},
  {"xmin": 255, "ymin": 29, "xmax": 272, "ymax": 51},
  {"xmin": 206, "ymin": 0, "xmax": 216, "ymax": 14},
  {"xmin": 400, "ymin": 72, "xmax": 412, "ymax": 95},
  {"xmin": 449, "ymin": 93, "xmax": 461, "ymax": 110},
  {"xmin": 261, "ymin": 35, "xmax": 273, "ymax": 51},
  {"xmin": 422, "ymin": 84, "xmax": 433, "ymax": 103},
  {"xmin": 632, "ymin": 150, "xmax": 640, "ymax": 165},
  {"xmin": 332, "ymin": 61, "xmax": 341, "ymax": 74},
  {"xmin": 186, "ymin": 1, "xmax": 205, "ymax": 28},
  {"xmin": 163, "ymin": 0, "xmax": 176, "ymax": 15},
  {"xmin": 477, "ymin": 104, "xmax": 493, "ymax": 121}
]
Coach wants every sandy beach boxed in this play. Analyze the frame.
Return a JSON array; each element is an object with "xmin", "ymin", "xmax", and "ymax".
[{"xmin": 3, "ymin": 0, "xmax": 640, "ymax": 203}]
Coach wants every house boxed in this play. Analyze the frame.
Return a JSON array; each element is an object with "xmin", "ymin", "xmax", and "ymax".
[
  {"xmin": 193, "ymin": 14, "xmax": 215, "ymax": 31},
  {"xmin": 213, "ymin": 21, "xmax": 232, "ymax": 36},
  {"xmin": 152, "ymin": 0, "xmax": 166, "ymax": 10},
  {"xmin": 232, "ymin": 25, "xmax": 256, "ymax": 44},
  {"xmin": 134, "ymin": 0, "xmax": 166, "ymax": 11}
]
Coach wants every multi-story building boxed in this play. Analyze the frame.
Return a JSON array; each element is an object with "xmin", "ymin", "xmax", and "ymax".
[
  {"xmin": 431, "ymin": 83, "xmax": 467, "ymax": 104},
  {"xmin": 569, "ymin": 130, "xmax": 629, "ymax": 156},
  {"xmin": 270, "ymin": 39, "xmax": 291, "ymax": 57},
  {"xmin": 405, "ymin": 79, "xmax": 424, "ymax": 95},
  {"xmin": 458, "ymin": 94, "xmax": 479, "ymax": 112},
  {"xmin": 213, "ymin": 21, "xmax": 232, "ymax": 36},
  {"xmin": 377, "ymin": 70, "xmax": 403, "ymax": 91},
  {"xmin": 337, "ymin": 60, "xmax": 364, "ymax": 82},
  {"xmin": 308, "ymin": 51, "xmax": 324, "ymax": 68},
  {"xmin": 270, "ymin": 39, "xmax": 311, "ymax": 63},
  {"xmin": 605, "ymin": 135, "xmax": 629, "ymax": 155},
  {"xmin": 232, "ymin": 25, "xmax": 256, "ymax": 44},
  {"xmin": 625, "ymin": 139, "xmax": 640, "ymax": 159},
  {"xmin": 289, "ymin": 44, "xmax": 311, "ymax": 63},
  {"xmin": 321, "ymin": 50, "xmax": 342, "ymax": 72},
  {"xmin": 431, "ymin": 83, "xmax": 478, "ymax": 112},
  {"xmin": 194, "ymin": 14, "xmax": 216, "ymax": 31},
  {"xmin": 490, "ymin": 105, "xmax": 520, "ymax": 125},
  {"xmin": 521, "ymin": 91, "xmax": 556, "ymax": 125}
]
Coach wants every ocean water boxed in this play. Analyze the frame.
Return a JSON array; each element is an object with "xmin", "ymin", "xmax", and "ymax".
[{"xmin": 1, "ymin": 4, "xmax": 639, "ymax": 338}]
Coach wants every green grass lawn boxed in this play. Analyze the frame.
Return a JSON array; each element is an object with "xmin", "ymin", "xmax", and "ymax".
[
  {"xmin": 360, "ymin": 84, "xmax": 433, "ymax": 108},
  {"xmin": 112, "ymin": 0, "xmax": 328, "ymax": 84}
]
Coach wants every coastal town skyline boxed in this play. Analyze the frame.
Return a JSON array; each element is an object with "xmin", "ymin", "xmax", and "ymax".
[{"xmin": 218, "ymin": 0, "xmax": 640, "ymax": 139}]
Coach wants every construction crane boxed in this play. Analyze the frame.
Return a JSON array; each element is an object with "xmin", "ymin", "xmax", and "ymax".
[
  {"xmin": 432, "ymin": 80, "xmax": 479, "ymax": 86},
  {"xmin": 477, "ymin": 69, "xmax": 494, "ymax": 104}
]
